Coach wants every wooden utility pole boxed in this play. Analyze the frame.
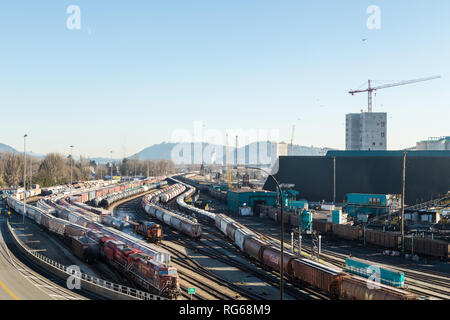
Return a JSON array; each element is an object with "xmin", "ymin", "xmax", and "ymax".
[{"xmin": 401, "ymin": 152, "xmax": 407, "ymax": 255}]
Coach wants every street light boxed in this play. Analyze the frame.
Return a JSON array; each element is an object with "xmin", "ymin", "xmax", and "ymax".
[
  {"xmin": 23, "ymin": 134, "xmax": 28, "ymax": 224},
  {"xmin": 247, "ymin": 166, "xmax": 284, "ymax": 300}
]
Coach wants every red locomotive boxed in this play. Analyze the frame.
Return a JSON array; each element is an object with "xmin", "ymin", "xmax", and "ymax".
[
  {"xmin": 135, "ymin": 221, "xmax": 163, "ymax": 243},
  {"xmin": 86, "ymin": 230, "xmax": 179, "ymax": 298}
]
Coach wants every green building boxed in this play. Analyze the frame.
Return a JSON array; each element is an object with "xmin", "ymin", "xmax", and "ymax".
[{"xmin": 227, "ymin": 189, "xmax": 278, "ymax": 214}]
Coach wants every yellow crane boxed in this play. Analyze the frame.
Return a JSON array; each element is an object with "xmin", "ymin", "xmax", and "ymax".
[{"xmin": 290, "ymin": 125, "xmax": 295, "ymax": 156}]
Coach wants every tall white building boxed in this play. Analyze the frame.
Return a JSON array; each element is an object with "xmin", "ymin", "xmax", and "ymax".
[
  {"xmin": 416, "ymin": 137, "xmax": 450, "ymax": 150},
  {"xmin": 346, "ymin": 112, "xmax": 387, "ymax": 151}
]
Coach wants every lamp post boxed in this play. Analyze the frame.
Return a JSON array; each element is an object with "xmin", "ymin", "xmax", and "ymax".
[
  {"xmin": 247, "ymin": 166, "xmax": 284, "ymax": 300},
  {"xmin": 23, "ymin": 134, "xmax": 28, "ymax": 224}
]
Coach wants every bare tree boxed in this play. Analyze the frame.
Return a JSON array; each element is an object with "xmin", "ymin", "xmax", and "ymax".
[
  {"xmin": 4, "ymin": 153, "xmax": 23, "ymax": 186},
  {"xmin": 36, "ymin": 153, "xmax": 68, "ymax": 186}
]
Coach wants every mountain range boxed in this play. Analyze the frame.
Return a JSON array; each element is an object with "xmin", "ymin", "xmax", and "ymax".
[
  {"xmin": 0, "ymin": 141, "xmax": 334, "ymax": 164},
  {"xmin": 131, "ymin": 141, "xmax": 334, "ymax": 164}
]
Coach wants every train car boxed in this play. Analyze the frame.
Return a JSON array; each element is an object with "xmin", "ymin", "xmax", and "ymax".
[
  {"xmin": 234, "ymin": 228, "xmax": 255, "ymax": 251},
  {"xmin": 338, "ymin": 274, "xmax": 418, "ymax": 300},
  {"xmin": 101, "ymin": 215, "xmax": 126, "ymax": 230},
  {"xmin": 225, "ymin": 222, "xmax": 238, "ymax": 242},
  {"xmin": 260, "ymin": 246, "xmax": 296, "ymax": 274},
  {"xmin": 46, "ymin": 215, "xmax": 69, "ymax": 236},
  {"xmin": 332, "ymin": 224, "xmax": 363, "ymax": 241},
  {"xmin": 65, "ymin": 224, "xmax": 88, "ymax": 238},
  {"xmin": 289, "ymin": 258, "xmax": 342, "ymax": 297},
  {"xmin": 142, "ymin": 189, "xmax": 202, "ymax": 239},
  {"xmin": 404, "ymin": 236, "xmax": 450, "ymax": 260},
  {"xmin": 72, "ymin": 236, "xmax": 100, "ymax": 263},
  {"xmin": 313, "ymin": 220, "xmax": 333, "ymax": 234},
  {"xmin": 345, "ymin": 257, "xmax": 405, "ymax": 288},
  {"xmin": 126, "ymin": 252, "xmax": 180, "ymax": 299},
  {"xmin": 243, "ymin": 236, "xmax": 270, "ymax": 261},
  {"xmin": 135, "ymin": 221, "xmax": 163, "ymax": 243},
  {"xmin": 365, "ymin": 229, "xmax": 402, "ymax": 250},
  {"xmin": 160, "ymin": 184, "xmax": 186, "ymax": 203}
]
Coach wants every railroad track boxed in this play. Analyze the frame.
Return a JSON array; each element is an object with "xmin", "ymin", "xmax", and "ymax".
[
  {"xmin": 159, "ymin": 241, "xmax": 259, "ymax": 300},
  {"xmin": 254, "ymin": 226, "xmax": 450, "ymax": 300},
  {"xmin": 188, "ymin": 227, "xmax": 329, "ymax": 300},
  {"xmin": 115, "ymin": 196, "xmax": 267, "ymax": 300},
  {"xmin": 163, "ymin": 195, "xmax": 331, "ymax": 300}
]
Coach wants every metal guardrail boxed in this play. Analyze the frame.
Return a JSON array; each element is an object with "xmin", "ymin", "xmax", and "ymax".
[{"xmin": 7, "ymin": 219, "xmax": 167, "ymax": 301}]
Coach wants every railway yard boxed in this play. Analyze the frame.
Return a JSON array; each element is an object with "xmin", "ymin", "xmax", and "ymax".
[{"xmin": 0, "ymin": 174, "xmax": 448, "ymax": 301}]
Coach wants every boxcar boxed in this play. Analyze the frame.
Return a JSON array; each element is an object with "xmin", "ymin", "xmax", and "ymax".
[
  {"xmin": 332, "ymin": 224, "xmax": 363, "ymax": 241},
  {"xmin": 365, "ymin": 229, "xmax": 402, "ymax": 250},
  {"xmin": 313, "ymin": 220, "xmax": 333, "ymax": 234},
  {"xmin": 404, "ymin": 237, "xmax": 450, "ymax": 260},
  {"xmin": 290, "ymin": 258, "xmax": 341, "ymax": 296}
]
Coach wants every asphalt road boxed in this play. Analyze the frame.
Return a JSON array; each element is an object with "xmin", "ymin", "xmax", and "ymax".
[{"xmin": 0, "ymin": 214, "xmax": 86, "ymax": 300}]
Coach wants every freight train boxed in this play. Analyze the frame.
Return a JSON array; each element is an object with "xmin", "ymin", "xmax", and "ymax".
[
  {"xmin": 97, "ymin": 181, "xmax": 168, "ymax": 208},
  {"xmin": 176, "ymin": 184, "xmax": 216, "ymax": 225},
  {"xmin": 257, "ymin": 204, "xmax": 450, "ymax": 261},
  {"xmin": 312, "ymin": 219, "xmax": 450, "ymax": 261},
  {"xmin": 169, "ymin": 177, "xmax": 420, "ymax": 300},
  {"xmin": 6, "ymin": 189, "xmax": 180, "ymax": 299},
  {"xmin": 141, "ymin": 185, "xmax": 202, "ymax": 238},
  {"xmin": 213, "ymin": 213, "xmax": 418, "ymax": 300}
]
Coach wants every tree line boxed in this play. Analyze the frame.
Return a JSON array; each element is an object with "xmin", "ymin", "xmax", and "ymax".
[{"xmin": 0, "ymin": 152, "xmax": 175, "ymax": 188}]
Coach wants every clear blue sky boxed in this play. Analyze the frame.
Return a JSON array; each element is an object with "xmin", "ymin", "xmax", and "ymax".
[{"xmin": 1, "ymin": 1, "xmax": 449, "ymax": 158}]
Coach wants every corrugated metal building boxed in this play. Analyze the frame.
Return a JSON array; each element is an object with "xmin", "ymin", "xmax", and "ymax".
[
  {"xmin": 227, "ymin": 189, "xmax": 277, "ymax": 214},
  {"xmin": 264, "ymin": 151, "xmax": 450, "ymax": 205}
]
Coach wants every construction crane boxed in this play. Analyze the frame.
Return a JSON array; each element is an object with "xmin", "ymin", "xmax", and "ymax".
[
  {"xmin": 349, "ymin": 75, "xmax": 441, "ymax": 113},
  {"xmin": 225, "ymin": 133, "xmax": 232, "ymax": 190},
  {"xmin": 290, "ymin": 125, "xmax": 295, "ymax": 156}
]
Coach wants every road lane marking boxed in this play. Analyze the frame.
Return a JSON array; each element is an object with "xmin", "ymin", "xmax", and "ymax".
[{"xmin": 0, "ymin": 279, "xmax": 20, "ymax": 300}]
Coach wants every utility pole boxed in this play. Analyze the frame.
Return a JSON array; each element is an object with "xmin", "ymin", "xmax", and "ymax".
[
  {"xmin": 401, "ymin": 152, "xmax": 407, "ymax": 255},
  {"xmin": 23, "ymin": 134, "xmax": 28, "ymax": 224}
]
